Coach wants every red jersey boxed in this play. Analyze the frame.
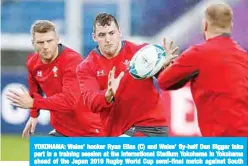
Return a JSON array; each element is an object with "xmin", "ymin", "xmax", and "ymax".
[
  {"xmin": 76, "ymin": 41, "xmax": 168, "ymax": 136},
  {"xmin": 158, "ymin": 35, "xmax": 248, "ymax": 136},
  {"xmin": 27, "ymin": 44, "xmax": 104, "ymax": 136}
]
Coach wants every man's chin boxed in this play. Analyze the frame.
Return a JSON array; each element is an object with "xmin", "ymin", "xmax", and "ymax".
[
  {"xmin": 41, "ymin": 56, "xmax": 53, "ymax": 62},
  {"xmin": 104, "ymin": 51, "xmax": 114, "ymax": 56}
]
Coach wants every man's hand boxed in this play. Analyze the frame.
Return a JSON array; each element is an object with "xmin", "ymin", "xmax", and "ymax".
[
  {"xmin": 105, "ymin": 66, "xmax": 124, "ymax": 103},
  {"xmin": 162, "ymin": 38, "xmax": 179, "ymax": 68},
  {"xmin": 22, "ymin": 117, "xmax": 38, "ymax": 138},
  {"xmin": 6, "ymin": 87, "xmax": 34, "ymax": 109}
]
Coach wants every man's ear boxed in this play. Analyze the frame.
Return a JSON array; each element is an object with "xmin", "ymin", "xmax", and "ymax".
[
  {"xmin": 56, "ymin": 35, "xmax": 60, "ymax": 43},
  {"xmin": 32, "ymin": 39, "xmax": 38, "ymax": 52},
  {"xmin": 204, "ymin": 21, "xmax": 208, "ymax": 32},
  {"xmin": 230, "ymin": 22, "xmax": 233, "ymax": 30},
  {"xmin": 32, "ymin": 39, "xmax": 36, "ymax": 48},
  {"xmin": 119, "ymin": 29, "xmax": 122, "ymax": 37},
  {"xmin": 92, "ymin": 33, "xmax": 97, "ymax": 42}
]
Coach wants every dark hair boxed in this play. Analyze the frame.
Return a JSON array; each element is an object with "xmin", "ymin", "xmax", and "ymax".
[{"xmin": 93, "ymin": 13, "xmax": 119, "ymax": 32}]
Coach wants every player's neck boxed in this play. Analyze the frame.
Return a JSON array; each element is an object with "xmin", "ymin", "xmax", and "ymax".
[{"xmin": 205, "ymin": 30, "xmax": 231, "ymax": 40}]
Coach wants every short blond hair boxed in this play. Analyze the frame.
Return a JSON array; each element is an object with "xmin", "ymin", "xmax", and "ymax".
[
  {"xmin": 31, "ymin": 20, "xmax": 57, "ymax": 38},
  {"xmin": 205, "ymin": 3, "xmax": 233, "ymax": 29}
]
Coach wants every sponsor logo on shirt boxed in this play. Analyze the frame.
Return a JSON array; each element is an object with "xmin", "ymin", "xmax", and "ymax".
[
  {"xmin": 97, "ymin": 70, "xmax": 105, "ymax": 76},
  {"xmin": 37, "ymin": 71, "xmax": 43, "ymax": 77}
]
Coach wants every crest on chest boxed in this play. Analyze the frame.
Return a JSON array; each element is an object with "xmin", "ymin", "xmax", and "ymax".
[{"xmin": 52, "ymin": 66, "xmax": 58, "ymax": 77}]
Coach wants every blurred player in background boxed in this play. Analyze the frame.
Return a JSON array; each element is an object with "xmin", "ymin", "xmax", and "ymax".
[
  {"xmin": 158, "ymin": 3, "xmax": 248, "ymax": 136},
  {"xmin": 7, "ymin": 20, "xmax": 105, "ymax": 137},
  {"xmin": 76, "ymin": 13, "xmax": 169, "ymax": 137}
]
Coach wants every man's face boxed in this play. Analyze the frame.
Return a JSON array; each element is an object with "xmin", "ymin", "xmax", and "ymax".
[
  {"xmin": 93, "ymin": 21, "xmax": 121, "ymax": 57},
  {"xmin": 33, "ymin": 31, "xmax": 59, "ymax": 63}
]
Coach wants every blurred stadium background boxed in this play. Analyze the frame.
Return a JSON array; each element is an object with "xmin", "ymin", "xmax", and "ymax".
[{"xmin": 1, "ymin": 0, "xmax": 247, "ymax": 161}]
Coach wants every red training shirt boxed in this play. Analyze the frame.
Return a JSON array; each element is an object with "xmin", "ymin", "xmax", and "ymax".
[
  {"xmin": 27, "ymin": 44, "xmax": 104, "ymax": 136},
  {"xmin": 158, "ymin": 35, "xmax": 248, "ymax": 136},
  {"xmin": 77, "ymin": 41, "xmax": 168, "ymax": 136}
]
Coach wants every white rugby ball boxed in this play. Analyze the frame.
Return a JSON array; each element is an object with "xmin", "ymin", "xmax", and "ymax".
[{"xmin": 129, "ymin": 44, "xmax": 166, "ymax": 79}]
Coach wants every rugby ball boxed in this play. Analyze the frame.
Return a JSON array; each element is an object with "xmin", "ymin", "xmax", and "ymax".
[{"xmin": 129, "ymin": 44, "xmax": 166, "ymax": 79}]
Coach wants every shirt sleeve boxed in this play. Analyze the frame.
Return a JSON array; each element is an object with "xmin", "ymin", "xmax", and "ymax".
[
  {"xmin": 157, "ymin": 46, "xmax": 200, "ymax": 90},
  {"xmin": 32, "ymin": 57, "xmax": 82, "ymax": 112},
  {"xmin": 27, "ymin": 69, "xmax": 42, "ymax": 118},
  {"xmin": 76, "ymin": 61, "xmax": 112, "ymax": 113}
]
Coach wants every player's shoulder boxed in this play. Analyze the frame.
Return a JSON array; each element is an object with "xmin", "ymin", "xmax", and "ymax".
[
  {"xmin": 84, "ymin": 47, "xmax": 103, "ymax": 64},
  {"xmin": 182, "ymin": 43, "xmax": 205, "ymax": 55},
  {"xmin": 123, "ymin": 40, "xmax": 137, "ymax": 47},
  {"xmin": 175, "ymin": 44, "xmax": 205, "ymax": 63},
  {"xmin": 122, "ymin": 40, "xmax": 148, "ymax": 54},
  {"xmin": 60, "ymin": 45, "xmax": 83, "ymax": 61},
  {"xmin": 232, "ymin": 40, "xmax": 247, "ymax": 53},
  {"xmin": 26, "ymin": 52, "xmax": 39, "ymax": 69},
  {"xmin": 77, "ymin": 52, "xmax": 94, "ymax": 70},
  {"xmin": 123, "ymin": 40, "xmax": 147, "ymax": 49},
  {"xmin": 76, "ymin": 57, "xmax": 94, "ymax": 75},
  {"xmin": 56, "ymin": 45, "xmax": 83, "ymax": 69}
]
